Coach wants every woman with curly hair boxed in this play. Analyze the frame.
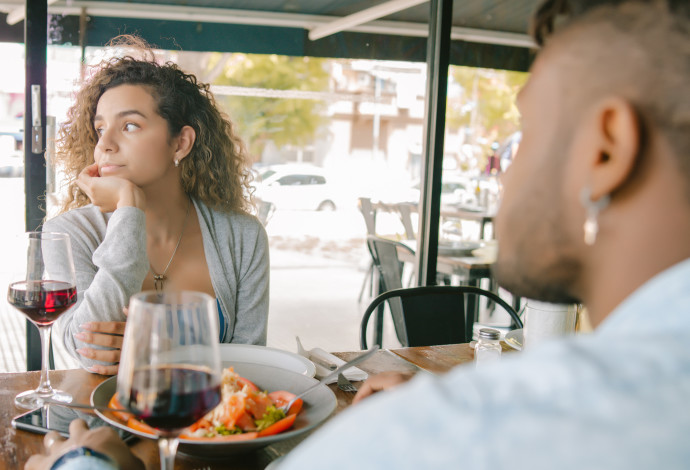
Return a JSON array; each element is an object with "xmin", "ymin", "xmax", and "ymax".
[{"xmin": 44, "ymin": 37, "xmax": 269, "ymax": 375}]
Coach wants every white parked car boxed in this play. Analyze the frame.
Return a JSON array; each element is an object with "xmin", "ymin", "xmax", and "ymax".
[
  {"xmin": 0, "ymin": 150, "xmax": 23, "ymax": 177},
  {"xmin": 407, "ymin": 174, "xmax": 477, "ymax": 206},
  {"xmin": 252, "ymin": 164, "xmax": 339, "ymax": 211}
]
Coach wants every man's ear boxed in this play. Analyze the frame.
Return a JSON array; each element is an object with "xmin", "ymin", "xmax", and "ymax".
[
  {"xmin": 588, "ymin": 97, "xmax": 641, "ymax": 200},
  {"xmin": 174, "ymin": 125, "xmax": 196, "ymax": 162}
]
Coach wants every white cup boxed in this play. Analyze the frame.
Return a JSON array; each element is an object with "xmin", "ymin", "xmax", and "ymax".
[{"xmin": 523, "ymin": 301, "xmax": 577, "ymax": 349}]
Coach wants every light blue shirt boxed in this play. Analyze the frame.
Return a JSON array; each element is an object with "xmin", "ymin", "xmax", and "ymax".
[
  {"xmin": 279, "ymin": 258, "xmax": 690, "ymax": 470},
  {"xmin": 52, "ymin": 457, "xmax": 118, "ymax": 470}
]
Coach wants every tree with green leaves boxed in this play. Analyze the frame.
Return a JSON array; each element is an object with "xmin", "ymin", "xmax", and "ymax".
[
  {"xmin": 446, "ymin": 66, "xmax": 528, "ymax": 163},
  {"xmin": 210, "ymin": 53, "xmax": 331, "ymax": 162}
]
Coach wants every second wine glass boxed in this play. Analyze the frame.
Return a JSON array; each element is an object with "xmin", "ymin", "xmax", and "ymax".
[
  {"xmin": 7, "ymin": 231, "xmax": 77, "ymax": 410},
  {"xmin": 117, "ymin": 291, "xmax": 222, "ymax": 470}
]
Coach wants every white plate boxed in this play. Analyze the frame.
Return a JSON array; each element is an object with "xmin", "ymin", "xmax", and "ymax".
[
  {"xmin": 92, "ymin": 362, "xmax": 336, "ymax": 457},
  {"xmin": 438, "ymin": 241, "xmax": 482, "ymax": 257},
  {"xmin": 504, "ymin": 328, "xmax": 523, "ymax": 351},
  {"xmin": 220, "ymin": 344, "xmax": 316, "ymax": 377}
]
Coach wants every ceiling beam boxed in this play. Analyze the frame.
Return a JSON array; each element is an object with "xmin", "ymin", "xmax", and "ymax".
[
  {"xmin": 0, "ymin": 1, "xmax": 535, "ymax": 48},
  {"xmin": 308, "ymin": 0, "xmax": 428, "ymax": 41},
  {"xmin": 5, "ymin": 0, "xmax": 57, "ymax": 25}
]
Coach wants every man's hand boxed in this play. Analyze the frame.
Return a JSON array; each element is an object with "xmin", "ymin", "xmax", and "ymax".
[
  {"xmin": 25, "ymin": 419, "xmax": 144, "ymax": 470},
  {"xmin": 77, "ymin": 163, "xmax": 145, "ymax": 212},
  {"xmin": 352, "ymin": 371, "xmax": 415, "ymax": 404}
]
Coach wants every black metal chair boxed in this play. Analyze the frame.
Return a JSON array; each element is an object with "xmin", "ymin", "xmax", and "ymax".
[
  {"xmin": 365, "ymin": 235, "xmax": 416, "ymax": 345},
  {"xmin": 357, "ymin": 198, "xmax": 383, "ymax": 302},
  {"xmin": 360, "ymin": 285, "xmax": 523, "ymax": 349},
  {"xmin": 367, "ymin": 235, "xmax": 414, "ymax": 292}
]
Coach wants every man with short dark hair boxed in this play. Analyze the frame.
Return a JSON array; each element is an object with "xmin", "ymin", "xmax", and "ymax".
[
  {"xmin": 25, "ymin": 1, "xmax": 690, "ymax": 469},
  {"xmin": 279, "ymin": 0, "xmax": 690, "ymax": 468}
]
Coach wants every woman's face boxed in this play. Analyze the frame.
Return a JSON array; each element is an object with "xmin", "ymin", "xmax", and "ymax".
[{"xmin": 93, "ymin": 84, "xmax": 178, "ymax": 187}]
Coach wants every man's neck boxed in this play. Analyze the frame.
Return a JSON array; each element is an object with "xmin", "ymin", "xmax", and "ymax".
[{"xmin": 582, "ymin": 199, "xmax": 690, "ymax": 328}]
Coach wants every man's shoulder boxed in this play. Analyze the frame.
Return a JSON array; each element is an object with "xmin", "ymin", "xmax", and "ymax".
[
  {"xmin": 280, "ymin": 333, "xmax": 690, "ymax": 470},
  {"xmin": 443, "ymin": 332, "xmax": 690, "ymax": 422}
]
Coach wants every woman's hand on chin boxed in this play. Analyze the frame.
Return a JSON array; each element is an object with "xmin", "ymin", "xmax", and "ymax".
[{"xmin": 77, "ymin": 163, "xmax": 145, "ymax": 212}]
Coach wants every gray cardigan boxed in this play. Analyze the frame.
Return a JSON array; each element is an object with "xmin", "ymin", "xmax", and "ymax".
[{"xmin": 43, "ymin": 199, "xmax": 270, "ymax": 369}]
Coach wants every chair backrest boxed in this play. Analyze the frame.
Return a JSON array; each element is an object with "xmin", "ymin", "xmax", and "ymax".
[
  {"xmin": 366, "ymin": 236, "xmax": 416, "ymax": 345},
  {"xmin": 366, "ymin": 235, "xmax": 414, "ymax": 292},
  {"xmin": 360, "ymin": 285, "xmax": 523, "ymax": 349}
]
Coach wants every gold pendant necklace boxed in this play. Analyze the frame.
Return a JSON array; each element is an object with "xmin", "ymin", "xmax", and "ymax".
[{"xmin": 150, "ymin": 199, "xmax": 191, "ymax": 292}]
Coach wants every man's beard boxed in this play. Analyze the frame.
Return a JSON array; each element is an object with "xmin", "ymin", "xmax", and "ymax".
[
  {"xmin": 492, "ymin": 176, "xmax": 582, "ymax": 305},
  {"xmin": 491, "ymin": 249, "xmax": 581, "ymax": 304}
]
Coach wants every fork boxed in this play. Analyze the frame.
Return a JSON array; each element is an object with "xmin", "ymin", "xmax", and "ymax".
[
  {"xmin": 337, "ymin": 373, "xmax": 358, "ymax": 393},
  {"xmin": 279, "ymin": 345, "xmax": 378, "ymax": 413}
]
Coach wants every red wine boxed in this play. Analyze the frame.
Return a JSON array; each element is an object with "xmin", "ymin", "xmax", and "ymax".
[
  {"xmin": 8, "ymin": 281, "xmax": 77, "ymax": 326},
  {"xmin": 126, "ymin": 366, "xmax": 221, "ymax": 432}
]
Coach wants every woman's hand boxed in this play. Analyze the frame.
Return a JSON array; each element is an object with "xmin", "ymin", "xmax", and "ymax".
[
  {"xmin": 75, "ymin": 307, "xmax": 128, "ymax": 375},
  {"xmin": 75, "ymin": 320, "xmax": 125, "ymax": 375},
  {"xmin": 351, "ymin": 371, "xmax": 415, "ymax": 404},
  {"xmin": 25, "ymin": 419, "xmax": 144, "ymax": 470},
  {"xmin": 76, "ymin": 163, "xmax": 145, "ymax": 212}
]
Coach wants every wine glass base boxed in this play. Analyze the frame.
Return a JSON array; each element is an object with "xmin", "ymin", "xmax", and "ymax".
[{"xmin": 14, "ymin": 388, "xmax": 73, "ymax": 410}]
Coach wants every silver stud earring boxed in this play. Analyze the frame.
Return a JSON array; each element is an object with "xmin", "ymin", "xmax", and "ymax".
[
  {"xmin": 579, "ymin": 187, "xmax": 610, "ymax": 246},
  {"xmin": 174, "ymin": 159, "xmax": 179, "ymax": 167}
]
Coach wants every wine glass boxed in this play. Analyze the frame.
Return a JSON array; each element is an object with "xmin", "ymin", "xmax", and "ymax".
[
  {"xmin": 117, "ymin": 291, "xmax": 222, "ymax": 470},
  {"xmin": 7, "ymin": 231, "xmax": 77, "ymax": 410}
]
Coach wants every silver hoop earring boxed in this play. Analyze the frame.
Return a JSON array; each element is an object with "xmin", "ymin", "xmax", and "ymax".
[
  {"xmin": 579, "ymin": 187, "xmax": 610, "ymax": 246},
  {"xmin": 174, "ymin": 159, "xmax": 179, "ymax": 167}
]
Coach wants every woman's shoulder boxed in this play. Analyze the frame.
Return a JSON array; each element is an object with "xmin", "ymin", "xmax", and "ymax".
[
  {"xmin": 196, "ymin": 200, "xmax": 264, "ymax": 233},
  {"xmin": 44, "ymin": 205, "xmax": 109, "ymax": 231},
  {"xmin": 44, "ymin": 205, "xmax": 144, "ymax": 240}
]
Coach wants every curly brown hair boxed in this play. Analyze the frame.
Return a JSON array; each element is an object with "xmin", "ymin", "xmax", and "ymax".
[{"xmin": 54, "ymin": 35, "xmax": 253, "ymax": 214}]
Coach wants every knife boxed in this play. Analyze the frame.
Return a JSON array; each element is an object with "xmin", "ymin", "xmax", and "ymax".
[
  {"xmin": 41, "ymin": 398, "xmax": 130, "ymax": 414},
  {"xmin": 309, "ymin": 355, "xmax": 337, "ymax": 371}
]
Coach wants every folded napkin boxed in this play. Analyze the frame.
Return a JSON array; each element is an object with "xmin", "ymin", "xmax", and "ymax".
[{"xmin": 296, "ymin": 342, "xmax": 368, "ymax": 384}]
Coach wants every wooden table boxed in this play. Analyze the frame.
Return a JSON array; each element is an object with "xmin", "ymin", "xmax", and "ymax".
[{"xmin": 0, "ymin": 345, "xmax": 474, "ymax": 469}]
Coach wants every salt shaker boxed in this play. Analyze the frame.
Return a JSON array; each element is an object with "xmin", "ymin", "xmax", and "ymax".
[{"xmin": 475, "ymin": 328, "xmax": 501, "ymax": 366}]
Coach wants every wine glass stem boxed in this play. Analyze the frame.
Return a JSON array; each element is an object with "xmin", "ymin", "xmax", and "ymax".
[
  {"xmin": 158, "ymin": 436, "xmax": 179, "ymax": 470},
  {"xmin": 35, "ymin": 325, "xmax": 53, "ymax": 395}
]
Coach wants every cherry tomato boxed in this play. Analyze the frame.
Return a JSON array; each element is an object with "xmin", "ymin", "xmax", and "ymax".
[
  {"xmin": 107, "ymin": 393, "xmax": 134, "ymax": 423},
  {"xmin": 268, "ymin": 391, "xmax": 303, "ymax": 416},
  {"xmin": 257, "ymin": 414, "xmax": 297, "ymax": 437}
]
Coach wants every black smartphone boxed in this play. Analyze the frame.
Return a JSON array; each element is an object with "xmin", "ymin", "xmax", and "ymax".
[{"xmin": 11, "ymin": 406, "xmax": 136, "ymax": 443}]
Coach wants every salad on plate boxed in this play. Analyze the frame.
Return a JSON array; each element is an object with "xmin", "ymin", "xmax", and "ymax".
[{"xmin": 109, "ymin": 366, "xmax": 303, "ymax": 441}]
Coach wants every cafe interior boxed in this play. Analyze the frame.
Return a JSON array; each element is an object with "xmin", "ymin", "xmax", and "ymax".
[{"xmin": 0, "ymin": 0, "xmax": 606, "ymax": 468}]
